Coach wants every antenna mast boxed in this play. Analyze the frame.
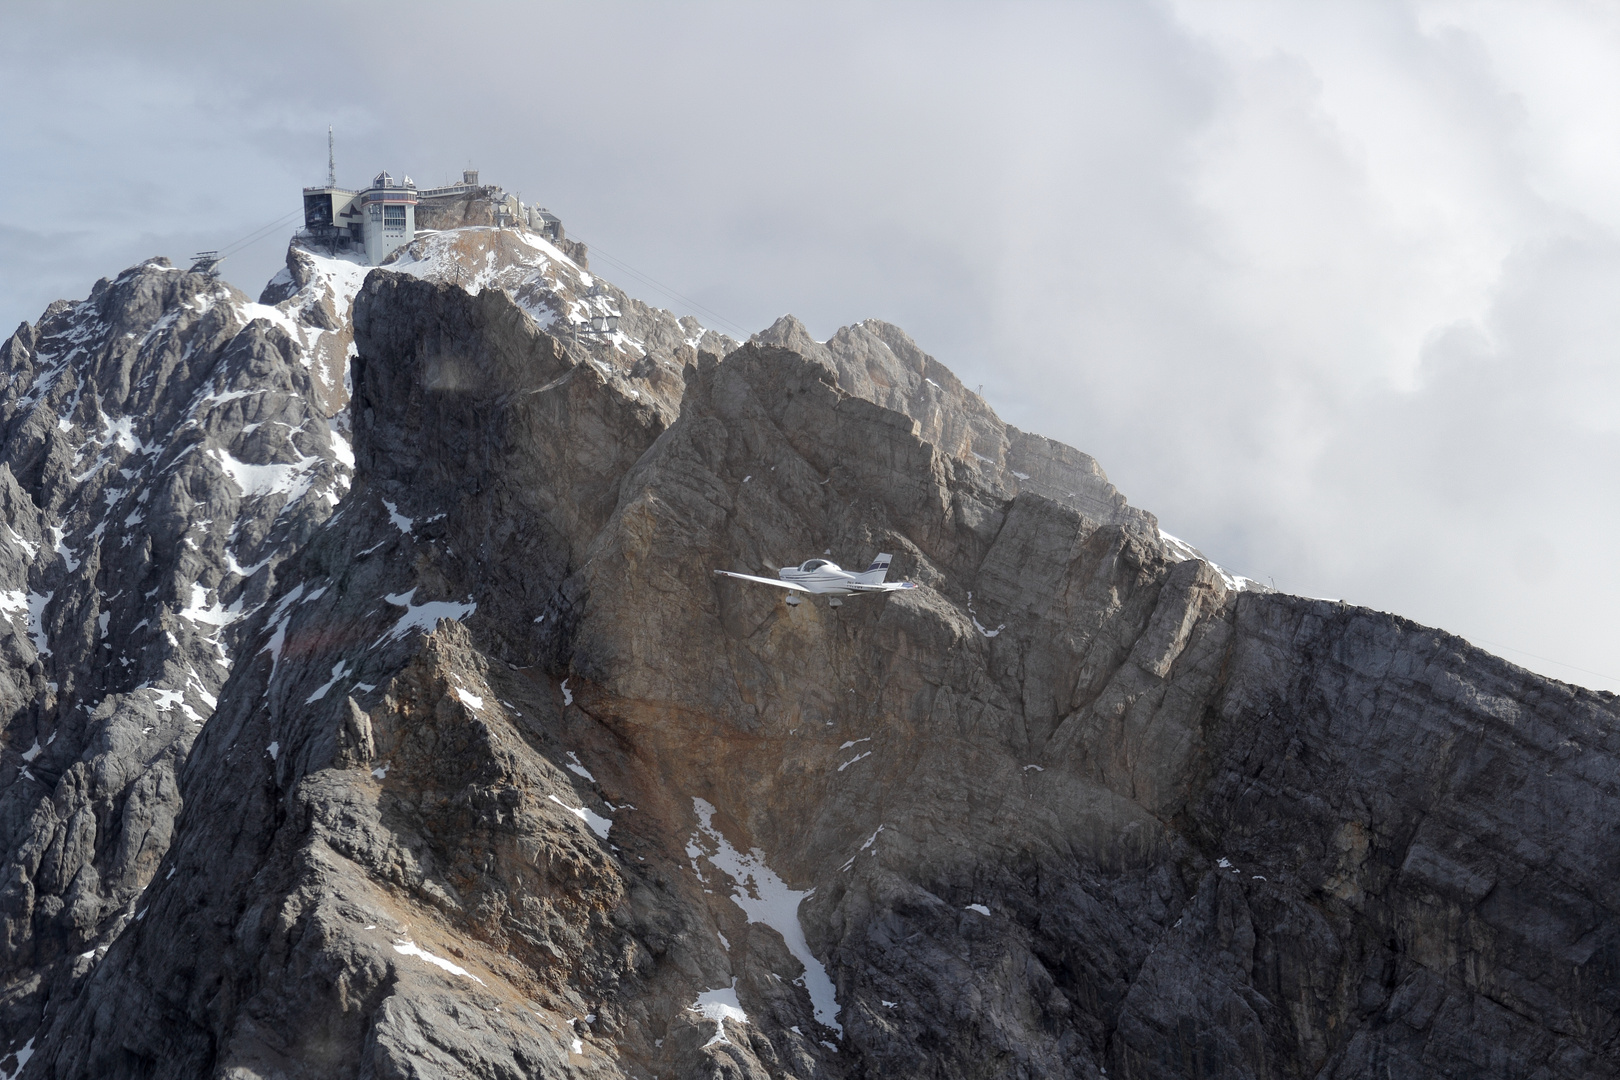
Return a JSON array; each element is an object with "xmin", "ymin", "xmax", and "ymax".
[{"xmin": 327, "ymin": 126, "xmax": 336, "ymax": 187}]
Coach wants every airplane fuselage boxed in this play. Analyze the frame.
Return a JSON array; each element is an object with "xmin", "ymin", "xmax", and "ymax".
[{"xmin": 776, "ymin": 558, "xmax": 868, "ymax": 595}]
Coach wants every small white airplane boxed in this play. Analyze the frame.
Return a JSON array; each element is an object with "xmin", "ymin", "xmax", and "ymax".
[{"xmin": 714, "ymin": 553, "xmax": 918, "ymax": 606}]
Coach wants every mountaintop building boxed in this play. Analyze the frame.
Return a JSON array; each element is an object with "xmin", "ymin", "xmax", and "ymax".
[
  {"xmin": 301, "ymin": 165, "xmax": 584, "ymax": 267},
  {"xmin": 302, "ymin": 171, "xmax": 418, "ymax": 265}
]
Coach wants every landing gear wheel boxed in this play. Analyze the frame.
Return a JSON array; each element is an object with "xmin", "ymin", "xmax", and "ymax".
[
  {"xmin": 785, "ymin": 594, "xmax": 802, "ymax": 606},
  {"xmin": 827, "ymin": 597, "xmax": 843, "ymax": 607}
]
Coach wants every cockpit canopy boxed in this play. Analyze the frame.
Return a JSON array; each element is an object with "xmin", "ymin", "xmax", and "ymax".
[{"xmin": 798, "ymin": 559, "xmax": 838, "ymax": 572}]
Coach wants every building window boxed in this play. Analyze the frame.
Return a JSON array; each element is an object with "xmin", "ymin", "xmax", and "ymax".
[{"xmin": 383, "ymin": 205, "xmax": 407, "ymax": 231}]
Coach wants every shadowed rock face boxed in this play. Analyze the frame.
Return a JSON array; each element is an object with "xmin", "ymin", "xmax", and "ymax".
[{"xmin": 4, "ymin": 254, "xmax": 1617, "ymax": 1080}]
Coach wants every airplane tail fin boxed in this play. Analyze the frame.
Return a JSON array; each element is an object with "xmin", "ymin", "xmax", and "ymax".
[{"xmin": 854, "ymin": 553, "xmax": 894, "ymax": 585}]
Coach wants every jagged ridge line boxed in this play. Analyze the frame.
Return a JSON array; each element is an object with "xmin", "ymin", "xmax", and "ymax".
[{"xmin": 564, "ymin": 233, "xmax": 753, "ymax": 341}]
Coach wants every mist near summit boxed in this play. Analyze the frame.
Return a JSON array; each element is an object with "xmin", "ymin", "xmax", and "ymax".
[{"xmin": 2, "ymin": 0, "xmax": 1616, "ymax": 690}]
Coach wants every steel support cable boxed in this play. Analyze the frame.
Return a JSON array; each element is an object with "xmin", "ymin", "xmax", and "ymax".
[
  {"xmin": 215, "ymin": 209, "xmax": 305, "ymax": 259},
  {"xmin": 563, "ymin": 233, "xmax": 754, "ymax": 341},
  {"xmin": 1461, "ymin": 636, "xmax": 1620, "ymax": 686}
]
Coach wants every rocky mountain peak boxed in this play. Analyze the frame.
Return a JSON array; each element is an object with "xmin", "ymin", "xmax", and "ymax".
[
  {"xmin": 752, "ymin": 313, "xmax": 1157, "ymax": 536},
  {"xmin": 1, "ymin": 219, "xmax": 1616, "ymax": 1080}
]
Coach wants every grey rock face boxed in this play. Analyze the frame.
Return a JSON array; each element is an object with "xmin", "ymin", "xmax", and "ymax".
[
  {"xmin": 414, "ymin": 185, "xmax": 522, "ymax": 231},
  {"xmin": 414, "ymin": 187, "xmax": 590, "ymax": 269},
  {"xmin": 4, "ymin": 230, "xmax": 1617, "ymax": 1080},
  {"xmin": 0, "ymin": 251, "xmax": 357, "ymax": 1061},
  {"xmin": 752, "ymin": 314, "xmax": 1156, "ymax": 533},
  {"xmin": 382, "ymin": 226, "xmax": 735, "ymax": 426}
]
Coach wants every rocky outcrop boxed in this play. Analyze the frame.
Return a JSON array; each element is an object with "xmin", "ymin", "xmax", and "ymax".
[
  {"xmin": 414, "ymin": 188, "xmax": 590, "ymax": 268},
  {"xmin": 753, "ymin": 315, "xmax": 1155, "ymax": 532},
  {"xmin": 414, "ymin": 186, "xmax": 522, "ymax": 231},
  {"xmin": 0, "ymin": 228, "xmax": 734, "ymax": 1077},
  {"xmin": 385, "ymin": 226, "xmax": 734, "ymax": 426},
  {"xmin": 0, "ymin": 251, "xmax": 361, "ymax": 1063},
  {"xmin": 10, "ymin": 262, "xmax": 1614, "ymax": 1080}
]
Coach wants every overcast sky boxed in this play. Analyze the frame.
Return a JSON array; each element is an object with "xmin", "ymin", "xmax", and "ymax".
[{"xmin": 3, "ymin": 1, "xmax": 1617, "ymax": 691}]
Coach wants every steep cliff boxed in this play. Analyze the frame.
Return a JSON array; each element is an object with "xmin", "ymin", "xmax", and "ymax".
[
  {"xmin": 3, "ymin": 228, "xmax": 1617, "ymax": 1080},
  {"xmin": 0, "ymin": 227, "xmax": 730, "ymax": 1075},
  {"xmin": 0, "ymin": 249, "xmax": 360, "ymax": 1052}
]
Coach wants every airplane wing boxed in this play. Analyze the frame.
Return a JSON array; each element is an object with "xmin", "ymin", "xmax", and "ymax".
[
  {"xmin": 844, "ymin": 581, "xmax": 918, "ymax": 592},
  {"xmin": 714, "ymin": 570, "xmax": 813, "ymax": 593}
]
